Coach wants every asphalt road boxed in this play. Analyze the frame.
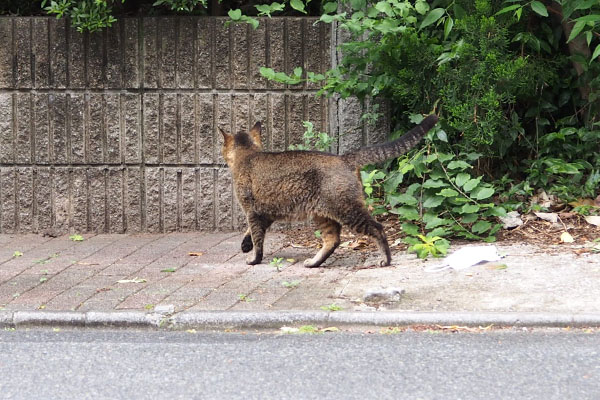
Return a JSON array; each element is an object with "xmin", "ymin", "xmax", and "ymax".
[{"xmin": 0, "ymin": 329, "xmax": 599, "ymax": 399}]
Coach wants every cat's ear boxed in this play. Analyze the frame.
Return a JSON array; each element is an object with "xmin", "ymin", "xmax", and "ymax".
[
  {"xmin": 219, "ymin": 127, "xmax": 233, "ymax": 146},
  {"xmin": 249, "ymin": 122, "xmax": 263, "ymax": 149}
]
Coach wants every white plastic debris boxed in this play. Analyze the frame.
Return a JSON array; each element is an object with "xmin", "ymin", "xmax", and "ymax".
[{"xmin": 425, "ymin": 245, "xmax": 503, "ymax": 273}]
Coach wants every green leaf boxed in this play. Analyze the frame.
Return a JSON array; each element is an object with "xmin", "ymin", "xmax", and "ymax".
[
  {"xmin": 420, "ymin": 8, "xmax": 445, "ymax": 30},
  {"xmin": 591, "ymin": 44, "xmax": 600, "ymax": 63},
  {"xmin": 463, "ymin": 177, "xmax": 482, "ymax": 192},
  {"xmin": 389, "ymin": 193, "xmax": 418, "ymax": 207},
  {"xmin": 567, "ymin": 20, "xmax": 586, "ymax": 43},
  {"xmin": 13, "ymin": 251, "xmax": 23, "ymax": 257},
  {"xmin": 436, "ymin": 129, "xmax": 448, "ymax": 142},
  {"xmin": 290, "ymin": 0, "xmax": 307, "ymax": 13},
  {"xmin": 69, "ymin": 234, "xmax": 84, "ymax": 242},
  {"xmin": 401, "ymin": 223, "xmax": 420, "ymax": 236},
  {"xmin": 455, "ymin": 173, "xmax": 470, "ymax": 187},
  {"xmin": 530, "ymin": 1, "xmax": 548, "ymax": 17},
  {"xmin": 423, "ymin": 179, "xmax": 447, "ymax": 188},
  {"xmin": 473, "ymin": 187, "xmax": 495, "ymax": 200},
  {"xmin": 461, "ymin": 204, "xmax": 480, "ymax": 213},
  {"xmin": 415, "ymin": 0, "xmax": 429, "ymax": 15},
  {"xmin": 461, "ymin": 213, "xmax": 478, "ymax": 224},
  {"xmin": 323, "ymin": 2, "xmax": 337, "ymax": 13},
  {"xmin": 485, "ymin": 206, "xmax": 507, "ymax": 217},
  {"xmin": 293, "ymin": 67, "xmax": 303, "ymax": 77},
  {"xmin": 161, "ymin": 268, "xmax": 176, "ymax": 273},
  {"xmin": 437, "ymin": 188, "xmax": 459, "ymax": 197},
  {"xmin": 423, "ymin": 195, "xmax": 444, "ymax": 208},
  {"xmin": 375, "ymin": 1, "xmax": 394, "ymax": 17},
  {"xmin": 471, "ymin": 220, "xmax": 492, "ymax": 234},
  {"xmin": 391, "ymin": 206, "xmax": 420, "ymax": 220},
  {"xmin": 423, "ymin": 214, "xmax": 452, "ymax": 229},
  {"xmin": 350, "ymin": 0, "xmax": 366, "ymax": 11},
  {"xmin": 228, "ymin": 8, "xmax": 242, "ymax": 20},
  {"xmin": 443, "ymin": 17, "xmax": 453, "ymax": 39},
  {"xmin": 447, "ymin": 160, "xmax": 471, "ymax": 170},
  {"xmin": 495, "ymin": 4, "xmax": 521, "ymax": 16}
]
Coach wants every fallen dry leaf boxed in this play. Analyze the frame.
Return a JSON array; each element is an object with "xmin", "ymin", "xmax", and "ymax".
[
  {"xmin": 534, "ymin": 212, "xmax": 558, "ymax": 223},
  {"xmin": 584, "ymin": 216, "xmax": 600, "ymax": 227},
  {"xmin": 188, "ymin": 252, "xmax": 204, "ymax": 257},
  {"xmin": 560, "ymin": 232, "xmax": 574, "ymax": 243},
  {"xmin": 569, "ymin": 198, "xmax": 596, "ymax": 208}
]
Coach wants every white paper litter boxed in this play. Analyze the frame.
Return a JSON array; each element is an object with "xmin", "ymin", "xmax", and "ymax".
[{"xmin": 425, "ymin": 245, "xmax": 503, "ymax": 273}]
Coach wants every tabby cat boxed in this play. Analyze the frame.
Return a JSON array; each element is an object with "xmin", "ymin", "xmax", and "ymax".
[{"xmin": 220, "ymin": 114, "xmax": 438, "ymax": 267}]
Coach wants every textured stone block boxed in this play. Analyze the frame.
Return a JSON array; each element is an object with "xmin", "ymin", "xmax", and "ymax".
[
  {"xmin": 50, "ymin": 94, "xmax": 68, "ymax": 163},
  {"xmin": 162, "ymin": 168, "xmax": 178, "ymax": 232},
  {"xmin": 143, "ymin": 18, "xmax": 159, "ymax": 89},
  {"xmin": 181, "ymin": 168, "xmax": 196, "ymax": 231},
  {"xmin": 233, "ymin": 94, "xmax": 249, "ymax": 135},
  {"xmin": 15, "ymin": 93, "xmax": 32, "ymax": 163},
  {"xmin": 67, "ymin": 24, "xmax": 85, "ymax": 88},
  {"xmin": 0, "ymin": 168, "xmax": 16, "ymax": 233},
  {"xmin": 161, "ymin": 93, "xmax": 178, "ymax": 164},
  {"xmin": 216, "ymin": 168, "xmax": 232, "ymax": 231},
  {"xmin": 159, "ymin": 18, "xmax": 177, "ymax": 89},
  {"xmin": 69, "ymin": 94, "xmax": 86, "ymax": 164},
  {"xmin": 177, "ymin": 17, "xmax": 195, "ymax": 89},
  {"xmin": 232, "ymin": 23, "xmax": 248, "ymax": 90},
  {"xmin": 53, "ymin": 168, "xmax": 70, "ymax": 233},
  {"xmin": 88, "ymin": 93, "xmax": 104, "ymax": 164},
  {"xmin": 0, "ymin": 18, "xmax": 12, "ymax": 87},
  {"xmin": 0, "ymin": 94, "xmax": 13, "ymax": 163},
  {"xmin": 122, "ymin": 19, "xmax": 139, "ymax": 88},
  {"xmin": 196, "ymin": 94, "xmax": 214, "ymax": 164},
  {"xmin": 143, "ymin": 94, "xmax": 159, "ymax": 163},
  {"xmin": 196, "ymin": 18, "xmax": 213, "ymax": 89},
  {"xmin": 287, "ymin": 93, "xmax": 306, "ymax": 147},
  {"xmin": 179, "ymin": 94, "xmax": 196, "ymax": 164},
  {"xmin": 16, "ymin": 168, "xmax": 34, "ymax": 232},
  {"xmin": 286, "ymin": 19, "xmax": 304, "ymax": 89},
  {"xmin": 365, "ymin": 97, "xmax": 390, "ymax": 145},
  {"xmin": 215, "ymin": 94, "xmax": 232, "ymax": 164},
  {"xmin": 145, "ymin": 167, "xmax": 161, "ymax": 233},
  {"xmin": 88, "ymin": 30, "xmax": 104, "ymax": 88},
  {"xmin": 71, "ymin": 168, "xmax": 88, "ymax": 232},
  {"xmin": 125, "ymin": 167, "xmax": 142, "ymax": 232},
  {"xmin": 105, "ymin": 94, "xmax": 121, "ymax": 164},
  {"xmin": 214, "ymin": 19, "xmax": 231, "ymax": 89},
  {"xmin": 250, "ymin": 19, "xmax": 267, "ymax": 89},
  {"xmin": 35, "ymin": 168, "xmax": 52, "ymax": 230},
  {"xmin": 123, "ymin": 94, "xmax": 141, "ymax": 163},
  {"xmin": 307, "ymin": 94, "xmax": 327, "ymax": 137},
  {"xmin": 250, "ymin": 94, "xmax": 268, "ymax": 148},
  {"xmin": 197, "ymin": 168, "xmax": 214, "ymax": 230},
  {"xmin": 338, "ymin": 96, "xmax": 364, "ymax": 153},
  {"xmin": 107, "ymin": 168, "xmax": 124, "ymax": 233},
  {"xmin": 88, "ymin": 168, "xmax": 106, "ymax": 233},
  {"xmin": 305, "ymin": 19, "xmax": 324, "ymax": 90},
  {"xmin": 271, "ymin": 94, "xmax": 286, "ymax": 151},
  {"xmin": 268, "ymin": 19, "xmax": 285, "ymax": 90},
  {"xmin": 32, "ymin": 18, "xmax": 50, "ymax": 88},
  {"xmin": 15, "ymin": 18, "xmax": 32, "ymax": 89},
  {"xmin": 33, "ymin": 94, "xmax": 49, "ymax": 163},
  {"xmin": 106, "ymin": 22, "xmax": 122, "ymax": 88},
  {"xmin": 48, "ymin": 18, "xmax": 67, "ymax": 88}
]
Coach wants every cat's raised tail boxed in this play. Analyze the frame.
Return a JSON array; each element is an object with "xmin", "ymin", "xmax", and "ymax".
[{"xmin": 342, "ymin": 114, "xmax": 438, "ymax": 168}]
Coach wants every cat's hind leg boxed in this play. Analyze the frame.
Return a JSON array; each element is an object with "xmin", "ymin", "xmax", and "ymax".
[
  {"xmin": 246, "ymin": 214, "xmax": 273, "ymax": 265},
  {"xmin": 304, "ymin": 216, "xmax": 342, "ymax": 268},
  {"xmin": 241, "ymin": 228, "xmax": 253, "ymax": 253},
  {"xmin": 339, "ymin": 207, "xmax": 391, "ymax": 267}
]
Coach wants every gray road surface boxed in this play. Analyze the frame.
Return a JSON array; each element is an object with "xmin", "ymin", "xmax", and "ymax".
[{"xmin": 0, "ymin": 329, "xmax": 599, "ymax": 399}]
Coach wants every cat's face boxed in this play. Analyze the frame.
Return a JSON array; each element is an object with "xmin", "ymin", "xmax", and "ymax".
[{"xmin": 219, "ymin": 122, "xmax": 263, "ymax": 166}]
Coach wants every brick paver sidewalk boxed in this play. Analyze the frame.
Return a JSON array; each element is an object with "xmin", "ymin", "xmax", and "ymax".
[{"xmin": 1, "ymin": 233, "xmax": 599, "ymax": 315}]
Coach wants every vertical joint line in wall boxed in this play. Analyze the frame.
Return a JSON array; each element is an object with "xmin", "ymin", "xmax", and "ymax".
[
  {"xmin": 104, "ymin": 168, "xmax": 109, "ymax": 233},
  {"xmin": 138, "ymin": 17, "xmax": 144, "ymax": 91},
  {"xmin": 29, "ymin": 19, "xmax": 34, "ymax": 89},
  {"xmin": 157, "ymin": 19, "xmax": 162, "ymax": 89},
  {"xmin": 210, "ymin": 19, "xmax": 216, "ymax": 90},
  {"xmin": 175, "ymin": 18, "xmax": 179, "ymax": 89},
  {"xmin": 283, "ymin": 19, "xmax": 289, "ymax": 149},
  {"xmin": 84, "ymin": 31, "xmax": 89, "ymax": 88},
  {"xmin": 102, "ymin": 94, "xmax": 107, "ymax": 163},
  {"xmin": 29, "ymin": 93, "xmax": 35, "ymax": 163},
  {"xmin": 192, "ymin": 18, "xmax": 198, "ymax": 90},
  {"xmin": 119, "ymin": 19, "xmax": 125, "ymax": 89},
  {"xmin": 158, "ymin": 93, "xmax": 163, "ymax": 164},
  {"xmin": 85, "ymin": 168, "xmax": 90, "ymax": 231},
  {"xmin": 211, "ymin": 98, "xmax": 217, "ymax": 230},
  {"xmin": 32, "ymin": 168, "xmax": 37, "ymax": 232},
  {"xmin": 139, "ymin": 17, "xmax": 146, "ymax": 232},
  {"xmin": 119, "ymin": 92, "xmax": 125, "ymax": 165},
  {"xmin": 159, "ymin": 167, "xmax": 164, "ymax": 233},
  {"xmin": 102, "ymin": 27, "xmax": 108, "ymax": 88},
  {"xmin": 177, "ymin": 169, "xmax": 182, "ymax": 231},
  {"xmin": 122, "ymin": 168, "xmax": 127, "ymax": 232},
  {"xmin": 176, "ymin": 94, "xmax": 181, "ymax": 164},
  {"xmin": 194, "ymin": 167, "xmax": 199, "ymax": 231},
  {"xmin": 11, "ymin": 93, "xmax": 16, "ymax": 163},
  {"xmin": 66, "ymin": 94, "xmax": 71, "ymax": 164},
  {"xmin": 11, "ymin": 19, "xmax": 16, "ymax": 88},
  {"xmin": 48, "ymin": 19, "xmax": 53, "ymax": 87},
  {"xmin": 246, "ymin": 23, "xmax": 251, "ymax": 90},
  {"xmin": 67, "ymin": 168, "xmax": 72, "ymax": 233},
  {"xmin": 13, "ymin": 167, "xmax": 19, "ymax": 233}
]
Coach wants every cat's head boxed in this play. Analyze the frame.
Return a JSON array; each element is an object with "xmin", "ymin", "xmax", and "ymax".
[{"xmin": 219, "ymin": 122, "xmax": 263, "ymax": 165}]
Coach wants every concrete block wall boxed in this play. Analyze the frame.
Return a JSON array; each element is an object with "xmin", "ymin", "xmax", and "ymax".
[{"xmin": 0, "ymin": 16, "xmax": 333, "ymax": 233}]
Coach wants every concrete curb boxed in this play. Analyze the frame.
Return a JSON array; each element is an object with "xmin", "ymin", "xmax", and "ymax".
[{"xmin": 2, "ymin": 310, "xmax": 600, "ymax": 330}]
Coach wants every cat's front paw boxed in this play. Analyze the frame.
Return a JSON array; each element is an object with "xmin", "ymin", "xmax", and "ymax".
[
  {"xmin": 303, "ymin": 258, "xmax": 323, "ymax": 268},
  {"xmin": 246, "ymin": 255, "xmax": 262, "ymax": 265},
  {"xmin": 241, "ymin": 235, "xmax": 253, "ymax": 253}
]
